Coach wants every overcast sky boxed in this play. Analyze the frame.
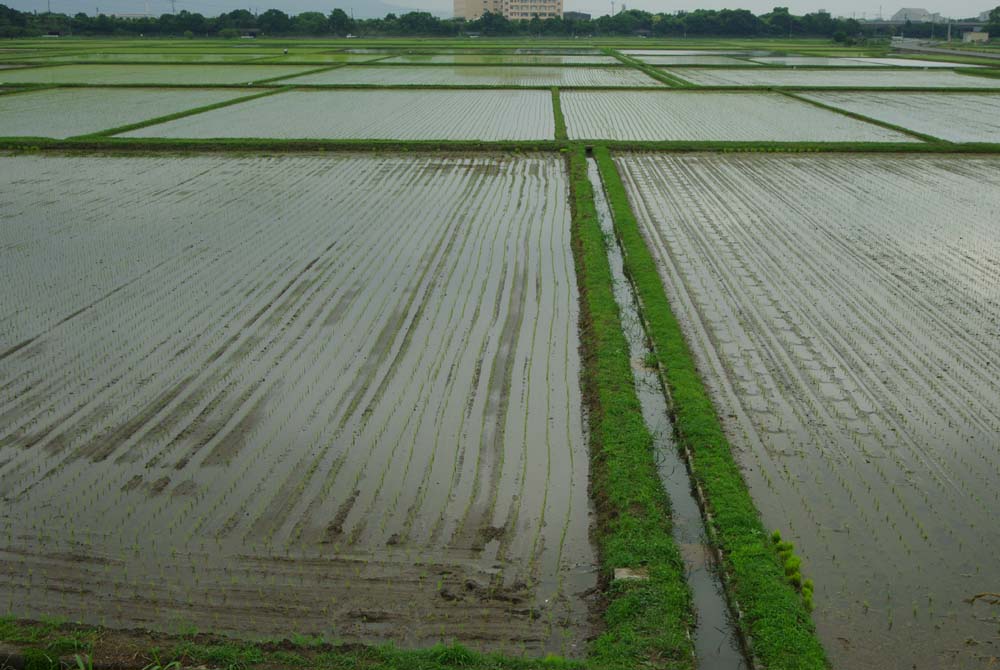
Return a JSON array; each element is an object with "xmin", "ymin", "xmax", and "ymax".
[{"xmin": 8, "ymin": 0, "xmax": 994, "ymax": 21}]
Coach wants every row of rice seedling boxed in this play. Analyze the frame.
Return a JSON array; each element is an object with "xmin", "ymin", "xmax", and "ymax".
[
  {"xmin": 560, "ymin": 90, "xmax": 916, "ymax": 142},
  {"xmin": 0, "ymin": 153, "xmax": 594, "ymax": 657},
  {"xmin": 9, "ymin": 89, "xmax": 985, "ymax": 145},
  {"xmin": 120, "ymin": 89, "xmax": 555, "ymax": 141},
  {"xmin": 799, "ymin": 91, "xmax": 1000, "ymax": 143},
  {"xmin": 611, "ymin": 151, "xmax": 1000, "ymax": 670}
]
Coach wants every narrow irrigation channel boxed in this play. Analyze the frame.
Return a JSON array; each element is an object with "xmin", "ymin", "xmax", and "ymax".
[{"xmin": 587, "ymin": 157, "xmax": 748, "ymax": 670}]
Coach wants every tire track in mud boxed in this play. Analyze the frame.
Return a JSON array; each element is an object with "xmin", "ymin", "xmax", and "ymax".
[{"xmin": 617, "ymin": 152, "xmax": 1000, "ymax": 670}]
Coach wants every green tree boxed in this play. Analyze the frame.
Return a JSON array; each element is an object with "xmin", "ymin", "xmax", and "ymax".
[
  {"xmin": 219, "ymin": 9, "xmax": 255, "ymax": 28},
  {"xmin": 472, "ymin": 11, "xmax": 514, "ymax": 35},
  {"xmin": 987, "ymin": 5, "xmax": 1000, "ymax": 35},
  {"xmin": 329, "ymin": 8, "xmax": 355, "ymax": 35},
  {"xmin": 257, "ymin": 8, "xmax": 291, "ymax": 34},
  {"xmin": 293, "ymin": 11, "xmax": 329, "ymax": 34},
  {"xmin": 763, "ymin": 6, "xmax": 792, "ymax": 35}
]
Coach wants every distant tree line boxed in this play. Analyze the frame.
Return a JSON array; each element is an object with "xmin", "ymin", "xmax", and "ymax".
[{"xmin": 1, "ymin": 3, "xmax": 998, "ymax": 40}]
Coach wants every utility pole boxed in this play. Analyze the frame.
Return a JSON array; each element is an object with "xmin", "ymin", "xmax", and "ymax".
[{"xmin": 171, "ymin": 0, "xmax": 176, "ymax": 13}]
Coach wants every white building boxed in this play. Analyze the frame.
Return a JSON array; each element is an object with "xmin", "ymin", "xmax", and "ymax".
[
  {"xmin": 890, "ymin": 7, "xmax": 944, "ymax": 22},
  {"xmin": 455, "ymin": 0, "xmax": 563, "ymax": 20}
]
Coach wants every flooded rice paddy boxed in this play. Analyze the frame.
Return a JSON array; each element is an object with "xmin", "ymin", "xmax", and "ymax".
[
  {"xmin": 0, "ymin": 153, "xmax": 596, "ymax": 656},
  {"xmin": 615, "ymin": 152, "xmax": 1000, "ymax": 669},
  {"xmin": 378, "ymin": 54, "xmax": 620, "ymax": 64},
  {"xmin": 0, "ymin": 87, "xmax": 252, "ymax": 138},
  {"xmin": 668, "ymin": 67, "xmax": 1000, "ymax": 88},
  {"xmin": 284, "ymin": 65, "xmax": 663, "ymax": 87},
  {"xmin": 632, "ymin": 55, "xmax": 758, "ymax": 66},
  {"xmin": 800, "ymin": 92, "xmax": 1000, "ymax": 142},
  {"xmin": 121, "ymin": 90, "xmax": 554, "ymax": 140},
  {"xmin": 0, "ymin": 64, "xmax": 313, "ymax": 85},
  {"xmin": 560, "ymin": 91, "xmax": 916, "ymax": 142}
]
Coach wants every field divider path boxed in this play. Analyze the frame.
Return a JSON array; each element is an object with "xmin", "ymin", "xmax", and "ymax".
[
  {"xmin": 586, "ymin": 154, "xmax": 748, "ymax": 669},
  {"xmin": 0, "ymin": 85, "xmax": 59, "ymax": 98},
  {"xmin": 253, "ymin": 63, "xmax": 350, "ymax": 84},
  {"xmin": 955, "ymin": 67, "xmax": 1000, "ymax": 81},
  {"xmin": 778, "ymin": 90, "xmax": 946, "ymax": 143},
  {"xmin": 567, "ymin": 148, "xmax": 696, "ymax": 670},
  {"xmin": 604, "ymin": 49, "xmax": 689, "ymax": 88},
  {"xmin": 551, "ymin": 87, "xmax": 568, "ymax": 141},
  {"xmin": 591, "ymin": 146, "xmax": 830, "ymax": 670},
  {"xmin": 73, "ymin": 86, "xmax": 295, "ymax": 139}
]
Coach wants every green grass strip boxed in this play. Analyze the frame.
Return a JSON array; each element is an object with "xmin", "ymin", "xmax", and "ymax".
[
  {"xmin": 551, "ymin": 87, "xmax": 567, "ymax": 141},
  {"xmin": 592, "ymin": 145, "xmax": 830, "ymax": 670},
  {"xmin": 602, "ymin": 49, "xmax": 689, "ymax": 88},
  {"xmin": 956, "ymin": 67, "xmax": 1000, "ymax": 80},
  {"xmin": 73, "ymin": 87, "xmax": 292, "ymax": 139},
  {"xmin": 0, "ymin": 617, "xmax": 583, "ymax": 670},
  {"xmin": 566, "ymin": 148, "xmax": 695, "ymax": 670},
  {"xmin": 253, "ymin": 63, "xmax": 348, "ymax": 84}
]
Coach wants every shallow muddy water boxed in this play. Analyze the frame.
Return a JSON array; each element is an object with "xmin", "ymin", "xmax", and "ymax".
[
  {"xmin": 0, "ymin": 87, "xmax": 252, "ymax": 138},
  {"xmin": 0, "ymin": 153, "xmax": 597, "ymax": 656}
]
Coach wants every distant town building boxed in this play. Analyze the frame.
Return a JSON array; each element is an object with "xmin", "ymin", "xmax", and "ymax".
[
  {"xmin": 890, "ymin": 7, "xmax": 944, "ymax": 22},
  {"xmin": 978, "ymin": 9, "xmax": 992, "ymax": 21},
  {"xmin": 963, "ymin": 30, "xmax": 990, "ymax": 42},
  {"xmin": 563, "ymin": 10, "xmax": 591, "ymax": 20},
  {"xmin": 454, "ymin": 0, "xmax": 563, "ymax": 20}
]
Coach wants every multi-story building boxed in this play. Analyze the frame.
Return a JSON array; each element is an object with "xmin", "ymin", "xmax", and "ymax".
[{"xmin": 454, "ymin": 0, "xmax": 563, "ymax": 21}]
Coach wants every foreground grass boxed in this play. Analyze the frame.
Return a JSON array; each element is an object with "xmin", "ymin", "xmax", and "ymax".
[
  {"xmin": 592, "ymin": 146, "xmax": 829, "ymax": 670},
  {"xmin": 0, "ymin": 617, "xmax": 582, "ymax": 670},
  {"xmin": 566, "ymin": 148, "xmax": 694, "ymax": 670}
]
